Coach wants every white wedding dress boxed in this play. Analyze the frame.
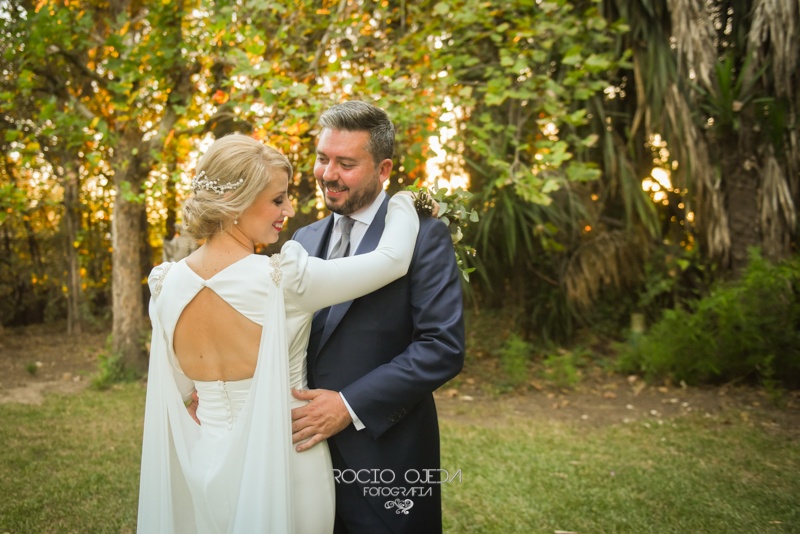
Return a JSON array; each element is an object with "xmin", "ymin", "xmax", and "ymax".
[{"xmin": 137, "ymin": 195, "xmax": 419, "ymax": 533}]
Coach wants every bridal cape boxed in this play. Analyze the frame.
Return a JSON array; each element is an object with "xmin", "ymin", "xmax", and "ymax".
[
  {"xmin": 139, "ymin": 251, "xmax": 298, "ymax": 533},
  {"xmin": 137, "ymin": 195, "xmax": 419, "ymax": 533}
]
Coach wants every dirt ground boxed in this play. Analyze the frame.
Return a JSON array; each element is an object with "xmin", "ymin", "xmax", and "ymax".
[
  {"xmin": 0, "ymin": 323, "xmax": 107, "ymax": 404},
  {"xmin": 1, "ymin": 323, "xmax": 798, "ymax": 440}
]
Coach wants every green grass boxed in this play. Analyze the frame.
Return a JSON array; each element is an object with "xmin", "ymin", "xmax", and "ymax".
[
  {"xmin": 441, "ymin": 413, "xmax": 799, "ymax": 533},
  {"xmin": 1, "ymin": 384, "xmax": 798, "ymax": 533},
  {"xmin": 0, "ymin": 384, "xmax": 144, "ymax": 533}
]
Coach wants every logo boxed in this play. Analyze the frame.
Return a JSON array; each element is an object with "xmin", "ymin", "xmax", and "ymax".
[
  {"xmin": 333, "ymin": 468, "xmax": 462, "ymax": 516},
  {"xmin": 385, "ymin": 498, "xmax": 414, "ymax": 515}
]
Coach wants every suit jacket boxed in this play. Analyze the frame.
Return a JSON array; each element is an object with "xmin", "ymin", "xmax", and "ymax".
[{"xmin": 293, "ymin": 195, "xmax": 465, "ymax": 532}]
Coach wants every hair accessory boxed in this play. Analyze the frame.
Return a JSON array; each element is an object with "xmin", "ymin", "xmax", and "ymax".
[{"xmin": 191, "ymin": 170, "xmax": 244, "ymax": 194}]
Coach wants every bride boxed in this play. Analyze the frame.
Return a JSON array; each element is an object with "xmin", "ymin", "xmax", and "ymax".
[{"xmin": 137, "ymin": 133, "xmax": 421, "ymax": 533}]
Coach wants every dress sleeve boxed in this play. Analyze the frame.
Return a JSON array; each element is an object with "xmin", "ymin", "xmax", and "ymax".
[
  {"xmin": 139, "ymin": 268, "xmax": 205, "ymax": 531},
  {"xmin": 147, "ymin": 262, "xmax": 195, "ymax": 402},
  {"xmin": 147, "ymin": 262, "xmax": 174, "ymax": 299},
  {"xmin": 281, "ymin": 194, "xmax": 419, "ymax": 313}
]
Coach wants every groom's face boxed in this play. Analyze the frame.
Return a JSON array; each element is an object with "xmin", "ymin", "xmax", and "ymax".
[{"xmin": 314, "ymin": 128, "xmax": 392, "ymax": 215}]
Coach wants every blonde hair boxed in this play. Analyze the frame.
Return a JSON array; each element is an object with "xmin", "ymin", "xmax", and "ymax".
[{"xmin": 182, "ymin": 134, "xmax": 293, "ymax": 241}]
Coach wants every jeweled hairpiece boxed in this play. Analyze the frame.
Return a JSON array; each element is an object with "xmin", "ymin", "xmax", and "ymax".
[{"xmin": 191, "ymin": 170, "xmax": 244, "ymax": 194}]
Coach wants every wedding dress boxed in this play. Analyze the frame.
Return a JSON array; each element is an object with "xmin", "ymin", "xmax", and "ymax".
[{"xmin": 137, "ymin": 195, "xmax": 419, "ymax": 533}]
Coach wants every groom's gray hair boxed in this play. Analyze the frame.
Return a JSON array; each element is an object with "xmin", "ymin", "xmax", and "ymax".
[{"xmin": 318, "ymin": 101, "xmax": 395, "ymax": 166}]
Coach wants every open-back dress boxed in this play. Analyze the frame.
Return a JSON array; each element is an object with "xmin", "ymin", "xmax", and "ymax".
[{"xmin": 137, "ymin": 195, "xmax": 419, "ymax": 533}]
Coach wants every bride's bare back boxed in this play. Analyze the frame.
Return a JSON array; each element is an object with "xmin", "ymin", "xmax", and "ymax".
[{"xmin": 173, "ymin": 253, "xmax": 262, "ymax": 382}]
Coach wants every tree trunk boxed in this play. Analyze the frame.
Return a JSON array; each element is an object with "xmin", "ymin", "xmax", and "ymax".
[
  {"xmin": 107, "ymin": 3, "xmax": 197, "ymax": 374},
  {"xmin": 140, "ymin": 205, "xmax": 154, "ymax": 308},
  {"xmin": 63, "ymin": 169, "xmax": 82, "ymax": 335},
  {"xmin": 724, "ymin": 150, "xmax": 761, "ymax": 274},
  {"xmin": 164, "ymin": 160, "xmax": 178, "ymax": 243},
  {"xmin": 111, "ymin": 175, "xmax": 147, "ymax": 374}
]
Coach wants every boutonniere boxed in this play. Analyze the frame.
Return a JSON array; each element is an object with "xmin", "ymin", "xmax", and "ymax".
[{"xmin": 407, "ymin": 184, "xmax": 479, "ymax": 282}]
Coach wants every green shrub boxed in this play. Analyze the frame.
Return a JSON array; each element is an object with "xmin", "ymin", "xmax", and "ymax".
[
  {"xmin": 25, "ymin": 361, "xmax": 39, "ymax": 376},
  {"xmin": 498, "ymin": 333, "xmax": 532, "ymax": 387},
  {"xmin": 618, "ymin": 249, "xmax": 800, "ymax": 388},
  {"xmin": 541, "ymin": 347, "xmax": 587, "ymax": 389},
  {"xmin": 91, "ymin": 334, "xmax": 139, "ymax": 390}
]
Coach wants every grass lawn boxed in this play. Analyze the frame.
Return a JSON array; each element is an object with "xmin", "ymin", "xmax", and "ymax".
[
  {"xmin": 1, "ymin": 384, "xmax": 143, "ymax": 533},
  {"xmin": 440, "ymin": 410, "xmax": 799, "ymax": 533},
  {"xmin": 1, "ymin": 383, "xmax": 798, "ymax": 533}
]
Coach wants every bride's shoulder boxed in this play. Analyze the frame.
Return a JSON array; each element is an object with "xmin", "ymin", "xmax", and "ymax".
[
  {"xmin": 271, "ymin": 241, "xmax": 311, "ymax": 286},
  {"xmin": 275, "ymin": 241, "xmax": 309, "ymax": 267},
  {"xmin": 278, "ymin": 240, "xmax": 305, "ymax": 255},
  {"xmin": 148, "ymin": 261, "xmax": 176, "ymax": 297}
]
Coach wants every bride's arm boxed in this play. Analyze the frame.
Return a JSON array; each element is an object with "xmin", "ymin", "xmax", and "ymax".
[
  {"xmin": 147, "ymin": 263, "xmax": 196, "ymax": 405},
  {"xmin": 281, "ymin": 194, "xmax": 420, "ymax": 313}
]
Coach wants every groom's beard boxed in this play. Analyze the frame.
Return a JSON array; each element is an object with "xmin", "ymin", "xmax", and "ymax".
[{"xmin": 323, "ymin": 178, "xmax": 382, "ymax": 216}]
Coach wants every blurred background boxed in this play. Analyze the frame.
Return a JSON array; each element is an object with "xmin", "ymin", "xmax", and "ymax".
[{"xmin": 1, "ymin": 0, "xmax": 798, "ymax": 392}]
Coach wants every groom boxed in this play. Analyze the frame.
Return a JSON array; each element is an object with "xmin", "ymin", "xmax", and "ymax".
[{"xmin": 291, "ymin": 101, "xmax": 465, "ymax": 533}]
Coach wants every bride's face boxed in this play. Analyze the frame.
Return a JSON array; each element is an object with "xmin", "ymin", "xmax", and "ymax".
[{"xmin": 237, "ymin": 172, "xmax": 295, "ymax": 245}]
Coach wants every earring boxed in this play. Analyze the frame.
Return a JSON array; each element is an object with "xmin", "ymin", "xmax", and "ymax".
[{"xmin": 234, "ymin": 218, "xmax": 239, "ymax": 225}]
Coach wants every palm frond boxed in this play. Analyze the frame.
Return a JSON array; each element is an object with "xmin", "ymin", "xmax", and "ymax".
[
  {"xmin": 564, "ymin": 230, "xmax": 646, "ymax": 312},
  {"xmin": 667, "ymin": 0, "xmax": 718, "ymax": 91},
  {"xmin": 759, "ymin": 147, "xmax": 797, "ymax": 259},
  {"xmin": 664, "ymin": 83, "xmax": 731, "ymax": 264},
  {"xmin": 746, "ymin": 0, "xmax": 799, "ymax": 98},
  {"xmin": 788, "ymin": 107, "xmax": 800, "ymax": 197}
]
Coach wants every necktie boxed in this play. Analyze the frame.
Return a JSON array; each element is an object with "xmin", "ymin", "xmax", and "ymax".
[{"xmin": 328, "ymin": 216, "xmax": 355, "ymax": 259}]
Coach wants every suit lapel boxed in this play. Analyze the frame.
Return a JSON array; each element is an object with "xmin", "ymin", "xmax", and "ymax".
[
  {"xmin": 307, "ymin": 216, "xmax": 334, "ymax": 344},
  {"xmin": 302, "ymin": 216, "xmax": 334, "ymax": 260},
  {"xmin": 317, "ymin": 197, "xmax": 389, "ymax": 351}
]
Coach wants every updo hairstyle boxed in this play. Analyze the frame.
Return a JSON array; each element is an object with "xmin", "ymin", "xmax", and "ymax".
[{"xmin": 182, "ymin": 134, "xmax": 293, "ymax": 241}]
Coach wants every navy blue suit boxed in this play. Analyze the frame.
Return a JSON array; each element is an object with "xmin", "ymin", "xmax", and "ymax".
[{"xmin": 293, "ymin": 195, "xmax": 465, "ymax": 533}]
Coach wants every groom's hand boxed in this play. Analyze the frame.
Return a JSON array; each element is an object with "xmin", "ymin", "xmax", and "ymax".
[
  {"xmin": 186, "ymin": 390, "xmax": 201, "ymax": 425},
  {"xmin": 291, "ymin": 388, "xmax": 351, "ymax": 452}
]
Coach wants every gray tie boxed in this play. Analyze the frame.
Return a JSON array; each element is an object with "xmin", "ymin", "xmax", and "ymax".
[{"xmin": 328, "ymin": 216, "xmax": 355, "ymax": 259}]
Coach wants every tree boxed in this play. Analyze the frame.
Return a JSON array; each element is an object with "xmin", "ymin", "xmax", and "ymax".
[
  {"xmin": 608, "ymin": 0, "xmax": 799, "ymax": 273},
  {"xmin": 1, "ymin": 1, "xmax": 90, "ymax": 332},
  {"xmin": 10, "ymin": 0, "xmax": 791, "ymax": 358},
  {"xmin": 1, "ymin": 0, "xmax": 448, "ymax": 369},
  {"xmin": 2, "ymin": 0, "xmax": 212, "ymax": 371},
  {"xmin": 395, "ymin": 0, "xmax": 639, "ymax": 339},
  {"xmin": 0, "ymin": 1, "xmax": 621, "ymax": 347}
]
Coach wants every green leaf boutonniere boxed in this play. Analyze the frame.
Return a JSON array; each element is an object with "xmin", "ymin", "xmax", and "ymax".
[{"xmin": 406, "ymin": 184, "xmax": 479, "ymax": 282}]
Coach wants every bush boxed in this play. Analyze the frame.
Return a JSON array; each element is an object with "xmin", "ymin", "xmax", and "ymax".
[
  {"xmin": 618, "ymin": 249, "xmax": 800, "ymax": 388},
  {"xmin": 541, "ymin": 347, "xmax": 587, "ymax": 389},
  {"xmin": 91, "ymin": 334, "xmax": 140, "ymax": 390},
  {"xmin": 498, "ymin": 333, "xmax": 532, "ymax": 388}
]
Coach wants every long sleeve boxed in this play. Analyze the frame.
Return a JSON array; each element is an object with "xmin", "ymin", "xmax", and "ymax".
[
  {"xmin": 340, "ymin": 217, "xmax": 465, "ymax": 439},
  {"xmin": 138, "ymin": 291, "xmax": 201, "ymax": 533},
  {"xmin": 281, "ymin": 194, "xmax": 419, "ymax": 313},
  {"xmin": 146, "ymin": 263, "xmax": 194, "ymax": 402}
]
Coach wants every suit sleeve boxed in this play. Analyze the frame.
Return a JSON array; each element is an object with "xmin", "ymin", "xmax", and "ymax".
[
  {"xmin": 281, "ymin": 194, "xmax": 419, "ymax": 313},
  {"xmin": 340, "ymin": 219, "xmax": 466, "ymax": 439}
]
